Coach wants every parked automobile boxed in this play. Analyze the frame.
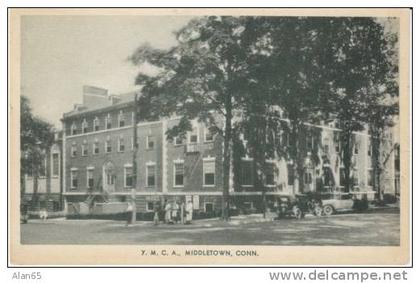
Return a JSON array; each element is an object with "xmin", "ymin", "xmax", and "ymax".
[
  {"xmin": 275, "ymin": 196, "xmax": 306, "ymax": 219},
  {"xmin": 320, "ymin": 198, "xmax": 354, "ymax": 215},
  {"xmin": 304, "ymin": 192, "xmax": 368, "ymax": 216}
]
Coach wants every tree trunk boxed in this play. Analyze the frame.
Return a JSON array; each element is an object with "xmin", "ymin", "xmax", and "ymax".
[
  {"xmin": 371, "ymin": 132, "xmax": 382, "ymax": 201},
  {"xmin": 45, "ymin": 148, "xmax": 51, "ymax": 210},
  {"xmin": 32, "ymin": 169, "xmax": 39, "ymax": 211},
  {"xmin": 222, "ymin": 96, "xmax": 232, "ymax": 221},
  {"xmin": 341, "ymin": 131, "xmax": 352, "ymax": 194}
]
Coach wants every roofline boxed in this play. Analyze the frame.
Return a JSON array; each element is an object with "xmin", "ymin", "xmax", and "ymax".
[{"xmin": 61, "ymin": 100, "xmax": 135, "ymax": 121}]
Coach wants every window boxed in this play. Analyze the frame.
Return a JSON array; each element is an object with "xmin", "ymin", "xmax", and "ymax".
[
  {"xmin": 241, "ymin": 160, "xmax": 253, "ymax": 186},
  {"xmin": 82, "ymin": 119, "xmax": 88, "ymax": 133},
  {"xmin": 71, "ymin": 144, "xmax": 77, "ymax": 157},
  {"xmin": 174, "ymin": 161, "xmax": 184, "ymax": 187},
  {"xmin": 146, "ymin": 202, "xmax": 154, "ymax": 212},
  {"xmin": 118, "ymin": 111, "xmax": 125, "ymax": 127},
  {"xmin": 71, "ymin": 123, "xmax": 77, "ymax": 135},
  {"xmin": 105, "ymin": 137, "xmax": 112, "ymax": 153},
  {"xmin": 118, "ymin": 136, "xmax": 125, "ymax": 152},
  {"xmin": 93, "ymin": 117, "xmax": 99, "ymax": 131},
  {"xmin": 147, "ymin": 135, "xmax": 155, "ymax": 149},
  {"xmin": 105, "ymin": 114, "xmax": 112, "ymax": 129},
  {"xmin": 368, "ymin": 169, "xmax": 373, "ymax": 187},
  {"xmin": 203, "ymin": 158, "xmax": 215, "ymax": 186},
  {"xmin": 146, "ymin": 164, "xmax": 156, "ymax": 187},
  {"xmin": 354, "ymin": 142, "xmax": 359, "ymax": 155},
  {"xmin": 306, "ymin": 135, "xmax": 313, "ymax": 150},
  {"xmin": 334, "ymin": 132, "xmax": 340, "ymax": 153},
  {"xmin": 204, "ymin": 203, "xmax": 214, "ymax": 213},
  {"xmin": 204, "ymin": 127, "xmax": 214, "ymax": 142},
  {"xmin": 353, "ymin": 169, "xmax": 359, "ymax": 186},
  {"xmin": 39, "ymin": 159, "xmax": 46, "ymax": 177},
  {"xmin": 189, "ymin": 126, "xmax": 198, "ymax": 144},
  {"xmin": 71, "ymin": 169, "xmax": 78, "ymax": 188},
  {"xmin": 265, "ymin": 163, "xmax": 276, "ymax": 186},
  {"xmin": 174, "ymin": 136, "xmax": 183, "ymax": 146},
  {"xmin": 87, "ymin": 168, "xmax": 94, "ymax": 188},
  {"xmin": 287, "ymin": 164, "xmax": 294, "ymax": 186},
  {"xmin": 93, "ymin": 141, "xmax": 99, "ymax": 154},
  {"xmin": 124, "ymin": 166, "xmax": 133, "ymax": 187},
  {"xmin": 339, "ymin": 168, "xmax": 346, "ymax": 187},
  {"xmin": 82, "ymin": 143, "xmax": 88, "ymax": 156},
  {"xmin": 323, "ymin": 138, "xmax": 330, "ymax": 153},
  {"xmin": 52, "ymin": 153, "xmax": 59, "ymax": 177},
  {"xmin": 304, "ymin": 172, "xmax": 312, "ymax": 184}
]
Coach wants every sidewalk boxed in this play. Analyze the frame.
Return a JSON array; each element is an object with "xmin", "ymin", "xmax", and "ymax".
[{"xmin": 25, "ymin": 205, "xmax": 398, "ymax": 227}]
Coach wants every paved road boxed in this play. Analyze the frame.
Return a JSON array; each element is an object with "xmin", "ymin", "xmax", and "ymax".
[{"xmin": 21, "ymin": 209, "xmax": 399, "ymax": 246}]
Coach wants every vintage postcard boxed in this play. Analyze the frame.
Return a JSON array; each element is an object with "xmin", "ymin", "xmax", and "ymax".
[{"xmin": 8, "ymin": 8, "xmax": 411, "ymax": 266}]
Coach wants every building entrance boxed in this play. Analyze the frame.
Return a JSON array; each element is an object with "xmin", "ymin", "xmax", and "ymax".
[{"xmin": 103, "ymin": 161, "xmax": 116, "ymax": 192}]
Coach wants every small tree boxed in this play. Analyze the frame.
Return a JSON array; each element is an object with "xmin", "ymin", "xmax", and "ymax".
[{"xmin": 20, "ymin": 96, "xmax": 55, "ymax": 209}]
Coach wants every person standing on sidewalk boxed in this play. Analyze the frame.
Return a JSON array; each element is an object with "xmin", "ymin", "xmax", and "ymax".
[
  {"xmin": 185, "ymin": 200, "xmax": 193, "ymax": 224},
  {"xmin": 164, "ymin": 200, "xmax": 172, "ymax": 224},
  {"xmin": 180, "ymin": 201, "xmax": 185, "ymax": 224},
  {"xmin": 126, "ymin": 201, "xmax": 134, "ymax": 226},
  {"xmin": 153, "ymin": 202, "xmax": 160, "ymax": 226},
  {"xmin": 172, "ymin": 201, "xmax": 179, "ymax": 224}
]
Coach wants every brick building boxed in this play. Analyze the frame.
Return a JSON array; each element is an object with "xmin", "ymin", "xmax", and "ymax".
[{"xmin": 61, "ymin": 86, "xmax": 398, "ymax": 215}]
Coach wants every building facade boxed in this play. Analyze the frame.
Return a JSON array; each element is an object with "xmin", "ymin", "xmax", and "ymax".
[
  {"xmin": 23, "ymin": 131, "xmax": 63, "ymax": 212},
  {"xmin": 61, "ymin": 86, "xmax": 398, "ymax": 215}
]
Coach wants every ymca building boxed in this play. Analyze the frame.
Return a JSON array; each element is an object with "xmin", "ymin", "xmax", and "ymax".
[{"xmin": 61, "ymin": 86, "xmax": 398, "ymax": 216}]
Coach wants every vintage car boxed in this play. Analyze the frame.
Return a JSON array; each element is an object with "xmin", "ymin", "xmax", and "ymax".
[
  {"xmin": 320, "ymin": 198, "xmax": 355, "ymax": 215},
  {"xmin": 275, "ymin": 196, "xmax": 306, "ymax": 219},
  {"xmin": 309, "ymin": 193, "xmax": 368, "ymax": 216}
]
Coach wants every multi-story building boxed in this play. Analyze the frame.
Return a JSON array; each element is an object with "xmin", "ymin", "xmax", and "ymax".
[
  {"xmin": 61, "ymin": 85, "xmax": 397, "ymax": 215},
  {"xmin": 23, "ymin": 131, "xmax": 63, "ymax": 212}
]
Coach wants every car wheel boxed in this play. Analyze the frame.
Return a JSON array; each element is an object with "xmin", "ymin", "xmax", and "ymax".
[
  {"xmin": 314, "ymin": 206, "xmax": 323, "ymax": 217},
  {"xmin": 323, "ymin": 205, "xmax": 335, "ymax": 216}
]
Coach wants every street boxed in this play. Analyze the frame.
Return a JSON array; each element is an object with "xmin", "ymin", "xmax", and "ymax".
[{"xmin": 21, "ymin": 208, "xmax": 399, "ymax": 246}]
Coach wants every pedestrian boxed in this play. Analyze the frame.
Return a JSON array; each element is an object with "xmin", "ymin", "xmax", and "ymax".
[
  {"xmin": 126, "ymin": 201, "xmax": 134, "ymax": 226},
  {"xmin": 153, "ymin": 202, "xmax": 160, "ymax": 226},
  {"xmin": 185, "ymin": 200, "xmax": 193, "ymax": 224},
  {"xmin": 172, "ymin": 201, "xmax": 179, "ymax": 224},
  {"xmin": 164, "ymin": 200, "xmax": 172, "ymax": 224},
  {"xmin": 180, "ymin": 201, "xmax": 185, "ymax": 224},
  {"xmin": 39, "ymin": 208, "xmax": 48, "ymax": 221}
]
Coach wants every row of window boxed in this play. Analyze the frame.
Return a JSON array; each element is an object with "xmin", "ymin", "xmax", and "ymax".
[
  {"xmin": 70, "ymin": 111, "xmax": 133, "ymax": 135},
  {"xmin": 70, "ymin": 161, "xmax": 374, "ymax": 191},
  {"xmin": 69, "ymin": 159, "xmax": 217, "ymax": 189},
  {"xmin": 69, "ymin": 113, "xmax": 217, "ymax": 145},
  {"xmin": 70, "ymin": 128, "xmax": 215, "ymax": 157},
  {"xmin": 70, "ymin": 135, "xmax": 157, "ymax": 157}
]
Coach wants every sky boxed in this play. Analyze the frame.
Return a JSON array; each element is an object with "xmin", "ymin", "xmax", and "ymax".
[
  {"xmin": 21, "ymin": 15, "xmax": 194, "ymax": 128},
  {"xmin": 21, "ymin": 16, "xmax": 399, "ymax": 129}
]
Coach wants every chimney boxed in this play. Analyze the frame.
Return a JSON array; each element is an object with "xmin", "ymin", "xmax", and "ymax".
[{"xmin": 82, "ymin": 85, "xmax": 109, "ymax": 109}]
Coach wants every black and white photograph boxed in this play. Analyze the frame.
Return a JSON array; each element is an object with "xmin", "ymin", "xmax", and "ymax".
[{"xmin": 8, "ymin": 8, "xmax": 411, "ymax": 266}]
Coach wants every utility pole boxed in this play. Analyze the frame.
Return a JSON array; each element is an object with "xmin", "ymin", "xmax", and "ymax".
[{"xmin": 131, "ymin": 92, "xmax": 139, "ymax": 224}]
